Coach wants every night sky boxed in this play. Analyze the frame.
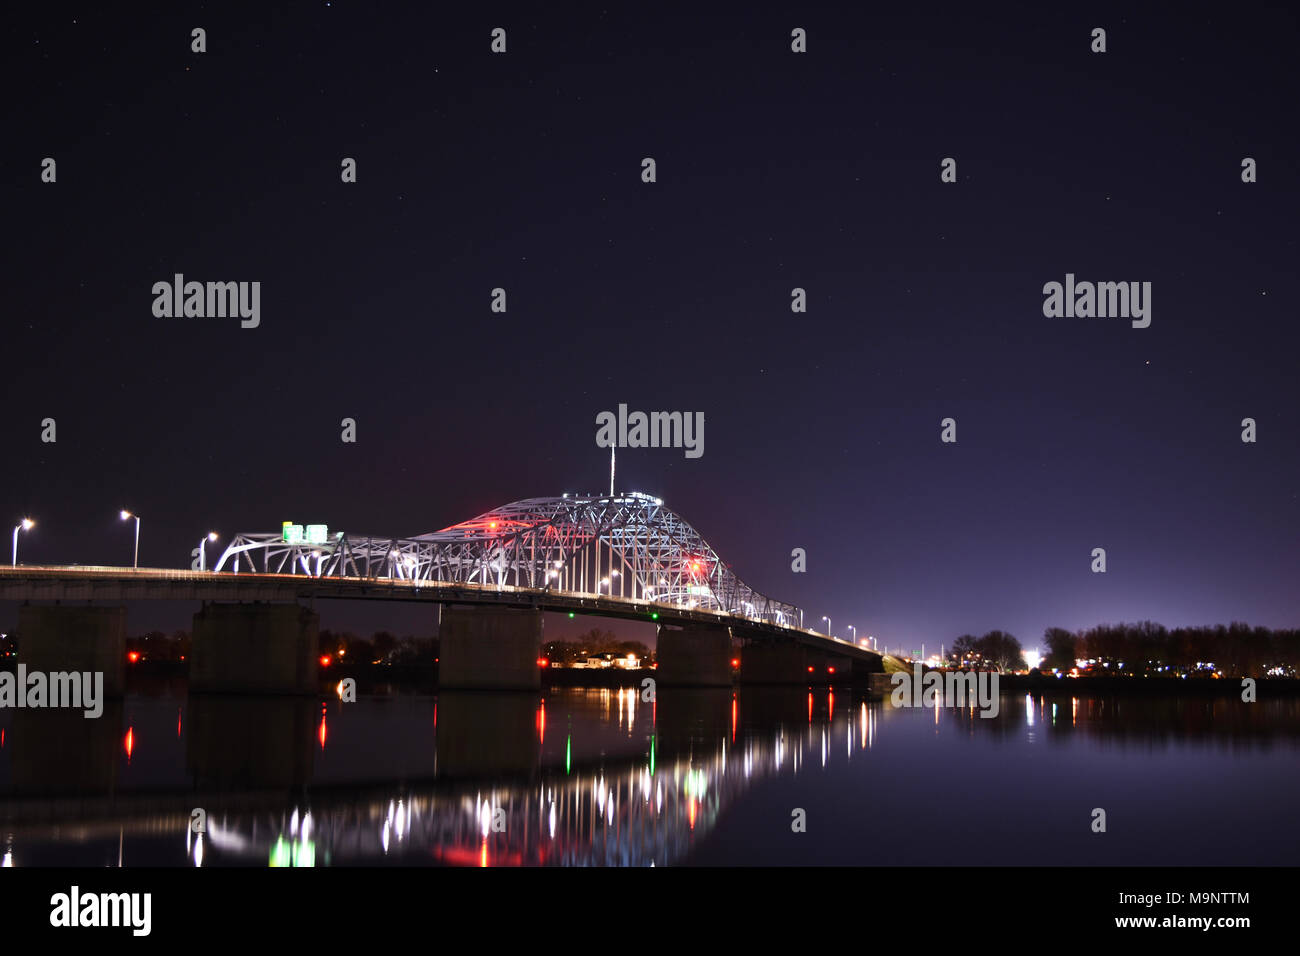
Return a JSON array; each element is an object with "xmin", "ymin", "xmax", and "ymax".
[{"xmin": 5, "ymin": 3, "xmax": 1298, "ymax": 648}]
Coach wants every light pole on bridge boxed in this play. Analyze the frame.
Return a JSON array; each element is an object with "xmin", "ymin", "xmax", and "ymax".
[
  {"xmin": 120, "ymin": 510, "xmax": 141, "ymax": 569},
  {"xmin": 198, "ymin": 532, "xmax": 218, "ymax": 572},
  {"xmin": 11, "ymin": 518, "xmax": 34, "ymax": 566},
  {"xmin": 822, "ymin": 615, "xmax": 831, "ymax": 637},
  {"xmin": 848, "ymin": 624, "xmax": 856, "ymax": 643}
]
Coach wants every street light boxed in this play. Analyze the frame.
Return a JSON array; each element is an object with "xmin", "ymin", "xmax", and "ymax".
[
  {"xmin": 822, "ymin": 615, "xmax": 831, "ymax": 637},
  {"xmin": 848, "ymin": 625, "xmax": 856, "ymax": 642},
  {"xmin": 120, "ymin": 510, "xmax": 140, "ymax": 569},
  {"xmin": 198, "ymin": 532, "xmax": 218, "ymax": 572},
  {"xmin": 11, "ymin": 518, "xmax": 34, "ymax": 567}
]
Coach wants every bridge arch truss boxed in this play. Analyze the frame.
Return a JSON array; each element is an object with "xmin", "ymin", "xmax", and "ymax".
[{"xmin": 215, "ymin": 492, "xmax": 801, "ymax": 628}]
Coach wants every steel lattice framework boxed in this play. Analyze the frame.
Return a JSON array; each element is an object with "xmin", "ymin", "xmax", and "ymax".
[{"xmin": 214, "ymin": 492, "xmax": 801, "ymax": 627}]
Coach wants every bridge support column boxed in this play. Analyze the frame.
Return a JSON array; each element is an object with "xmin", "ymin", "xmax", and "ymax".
[
  {"xmin": 438, "ymin": 605, "xmax": 542, "ymax": 690},
  {"xmin": 190, "ymin": 603, "xmax": 319, "ymax": 694},
  {"xmin": 655, "ymin": 624, "xmax": 733, "ymax": 686},
  {"xmin": 740, "ymin": 641, "xmax": 812, "ymax": 684},
  {"xmin": 741, "ymin": 641, "xmax": 878, "ymax": 684},
  {"xmin": 17, "ymin": 605, "xmax": 127, "ymax": 696}
]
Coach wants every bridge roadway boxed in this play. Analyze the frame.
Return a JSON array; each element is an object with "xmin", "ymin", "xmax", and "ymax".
[{"xmin": 0, "ymin": 565, "xmax": 881, "ymax": 681}]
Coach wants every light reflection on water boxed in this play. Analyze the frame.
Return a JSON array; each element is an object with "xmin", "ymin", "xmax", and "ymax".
[{"xmin": 0, "ymin": 682, "xmax": 1298, "ymax": 866}]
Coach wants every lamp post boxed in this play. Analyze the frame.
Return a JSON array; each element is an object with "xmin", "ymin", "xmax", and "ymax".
[
  {"xmin": 198, "ymin": 532, "xmax": 218, "ymax": 572},
  {"xmin": 822, "ymin": 615, "xmax": 831, "ymax": 637},
  {"xmin": 120, "ymin": 510, "xmax": 140, "ymax": 569},
  {"xmin": 848, "ymin": 624, "xmax": 856, "ymax": 643},
  {"xmin": 11, "ymin": 518, "xmax": 34, "ymax": 566}
]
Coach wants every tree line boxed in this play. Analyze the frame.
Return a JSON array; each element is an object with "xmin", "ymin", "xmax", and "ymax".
[
  {"xmin": 543, "ymin": 628, "xmax": 652, "ymax": 664},
  {"xmin": 946, "ymin": 622, "xmax": 1299, "ymax": 678},
  {"xmin": 1042, "ymin": 621, "xmax": 1299, "ymax": 677}
]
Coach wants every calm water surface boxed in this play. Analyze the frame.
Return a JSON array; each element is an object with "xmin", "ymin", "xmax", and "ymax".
[{"xmin": 1, "ymin": 680, "xmax": 1297, "ymax": 866}]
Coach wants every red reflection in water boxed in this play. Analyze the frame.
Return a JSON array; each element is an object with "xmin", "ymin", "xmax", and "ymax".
[
  {"xmin": 1, "ymin": 728, "xmax": 5, "ymax": 748},
  {"xmin": 318, "ymin": 712, "xmax": 327, "ymax": 749},
  {"xmin": 537, "ymin": 699, "xmax": 546, "ymax": 744},
  {"xmin": 828, "ymin": 689, "xmax": 834, "ymax": 721},
  {"xmin": 689, "ymin": 798, "xmax": 696, "ymax": 831},
  {"xmin": 177, "ymin": 708, "xmax": 182, "ymax": 739},
  {"xmin": 430, "ymin": 845, "xmax": 523, "ymax": 867},
  {"xmin": 124, "ymin": 727, "xmax": 134, "ymax": 762},
  {"xmin": 731, "ymin": 694, "xmax": 737, "ymax": 742},
  {"xmin": 808, "ymin": 692, "xmax": 813, "ymax": 723}
]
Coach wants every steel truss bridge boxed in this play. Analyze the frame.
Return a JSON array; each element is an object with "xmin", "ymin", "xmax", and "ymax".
[{"xmin": 214, "ymin": 492, "xmax": 804, "ymax": 630}]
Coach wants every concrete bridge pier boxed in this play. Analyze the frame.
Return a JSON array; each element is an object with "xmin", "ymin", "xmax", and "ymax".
[
  {"xmin": 438, "ymin": 605, "xmax": 542, "ymax": 690},
  {"xmin": 655, "ymin": 624, "xmax": 734, "ymax": 686},
  {"xmin": 804, "ymin": 649, "xmax": 875, "ymax": 684},
  {"xmin": 190, "ymin": 602, "xmax": 319, "ymax": 694},
  {"xmin": 17, "ymin": 605, "xmax": 127, "ymax": 696},
  {"xmin": 739, "ymin": 640, "xmax": 811, "ymax": 685},
  {"xmin": 741, "ymin": 639, "xmax": 881, "ymax": 684}
]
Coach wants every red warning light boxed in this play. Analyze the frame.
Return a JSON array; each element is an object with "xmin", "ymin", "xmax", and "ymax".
[
  {"xmin": 807, "ymin": 665, "xmax": 814, "ymax": 673},
  {"xmin": 320, "ymin": 655, "xmax": 332, "ymax": 667},
  {"xmin": 127, "ymin": 651, "xmax": 140, "ymax": 663},
  {"xmin": 537, "ymin": 658, "xmax": 549, "ymax": 667},
  {"xmin": 730, "ymin": 658, "xmax": 740, "ymax": 668},
  {"xmin": 828, "ymin": 666, "xmax": 836, "ymax": 674}
]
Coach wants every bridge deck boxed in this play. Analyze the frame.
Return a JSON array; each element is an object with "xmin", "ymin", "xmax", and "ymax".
[{"xmin": 0, "ymin": 566, "xmax": 877, "ymax": 663}]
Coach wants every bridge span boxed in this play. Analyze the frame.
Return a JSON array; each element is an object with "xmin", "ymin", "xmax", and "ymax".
[{"xmin": 0, "ymin": 491, "xmax": 881, "ymax": 691}]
